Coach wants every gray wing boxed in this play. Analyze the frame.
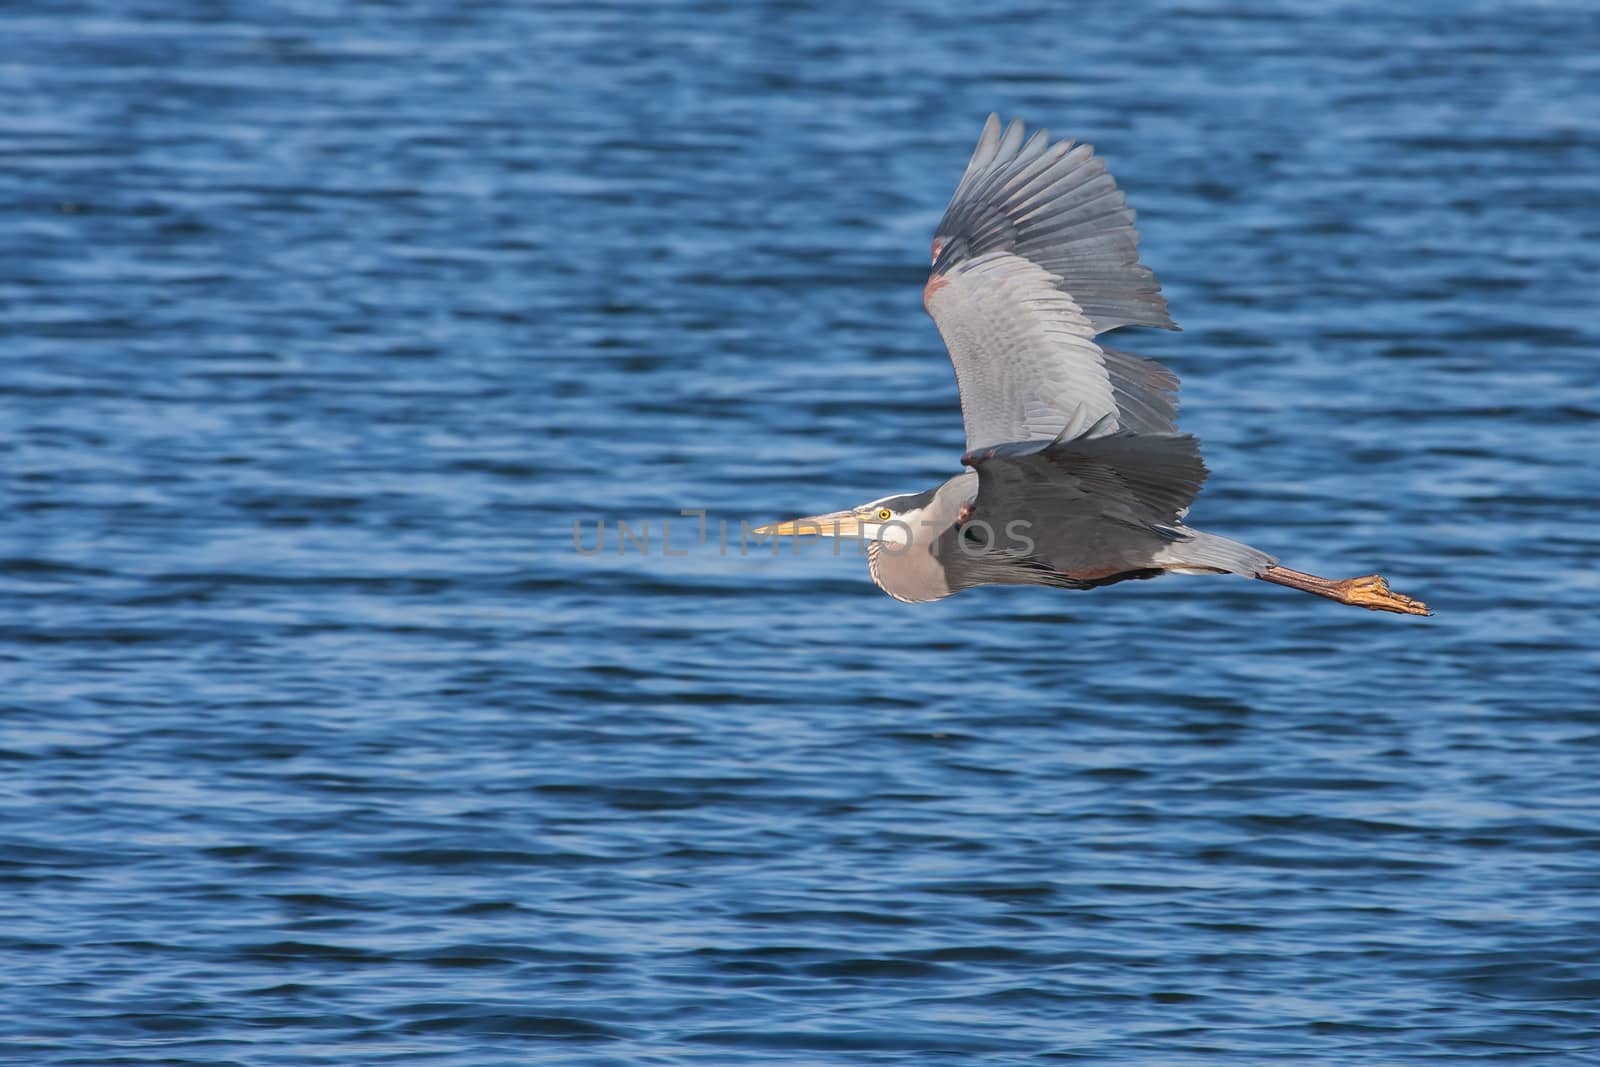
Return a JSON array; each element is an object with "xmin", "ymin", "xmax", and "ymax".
[
  {"xmin": 954, "ymin": 430, "xmax": 1209, "ymax": 583},
  {"xmin": 925, "ymin": 115, "xmax": 1181, "ymax": 453},
  {"xmin": 865, "ymin": 432, "xmax": 1230, "ymax": 601}
]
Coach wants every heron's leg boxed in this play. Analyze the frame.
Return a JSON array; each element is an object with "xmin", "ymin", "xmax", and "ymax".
[{"xmin": 1258, "ymin": 565, "xmax": 1431, "ymax": 617}]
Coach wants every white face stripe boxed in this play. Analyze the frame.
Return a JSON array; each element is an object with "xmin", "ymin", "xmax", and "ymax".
[{"xmin": 862, "ymin": 506, "xmax": 923, "ymax": 546}]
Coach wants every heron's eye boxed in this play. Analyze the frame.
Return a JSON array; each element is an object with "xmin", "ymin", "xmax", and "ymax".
[{"xmin": 876, "ymin": 508, "xmax": 892, "ymax": 521}]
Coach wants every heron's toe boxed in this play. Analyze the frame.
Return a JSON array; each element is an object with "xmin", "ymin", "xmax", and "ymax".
[{"xmin": 1336, "ymin": 574, "xmax": 1432, "ymax": 617}]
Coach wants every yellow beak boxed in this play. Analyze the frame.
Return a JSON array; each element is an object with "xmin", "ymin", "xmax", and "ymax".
[{"xmin": 752, "ymin": 509, "xmax": 863, "ymax": 537}]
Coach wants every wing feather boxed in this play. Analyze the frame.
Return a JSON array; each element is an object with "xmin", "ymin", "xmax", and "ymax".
[
  {"xmin": 926, "ymin": 251, "xmax": 1114, "ymax": 450},
  {"xmin": 925, "ymin": 115, "xmax": 1183, "ymax": 453},
  {"xmin": 958, "ymin": 430, "xmax": 1208, "ymax": 580},
  {"xmin": 932, "ymin": 115, "xmax": 1175, "ymax": 335}
]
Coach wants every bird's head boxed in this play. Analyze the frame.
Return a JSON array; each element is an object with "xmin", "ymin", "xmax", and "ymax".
[{"xmin": 754, "ymin": 490, "xmax": 935, "ymax": 546}]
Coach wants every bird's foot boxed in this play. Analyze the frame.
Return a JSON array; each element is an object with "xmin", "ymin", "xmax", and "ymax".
[
  {"xmin": 1331, "ymin": 574, "xmax": 1431, "ymax": 616},
  {"xmin": 1258, "ymin": 564, "xmax": 1432, "ymax": 617}
]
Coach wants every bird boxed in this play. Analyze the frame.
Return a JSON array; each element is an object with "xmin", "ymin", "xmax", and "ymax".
[{"xmin": 755, "ymin": 115, "xmax": 1430, "ymax": 616}]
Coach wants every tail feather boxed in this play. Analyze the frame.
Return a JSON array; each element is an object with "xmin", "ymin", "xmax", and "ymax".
[{"xmin": 1154, "ymin": 528, "xmax": 1275, "ymax": 577}]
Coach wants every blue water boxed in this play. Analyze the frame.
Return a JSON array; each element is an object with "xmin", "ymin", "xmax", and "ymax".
[{"xmin": 4, "ymin": 1, "xmax": 1599, "ymax": 1063}]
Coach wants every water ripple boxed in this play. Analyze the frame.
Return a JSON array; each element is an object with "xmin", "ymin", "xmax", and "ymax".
[{"xmin": 3, "ymin": 0, "xmax": 1599, "ymax": 1064}]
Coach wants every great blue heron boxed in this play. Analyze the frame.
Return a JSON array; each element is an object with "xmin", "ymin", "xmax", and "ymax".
[{"xmin": 757, "ymin": 115, "xmax": 1429, "ymax": 616}]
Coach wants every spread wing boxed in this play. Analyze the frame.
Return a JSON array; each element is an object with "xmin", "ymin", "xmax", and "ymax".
[{"xmin": 924, "ymin": 115, "xmax": 1181, "ymax": 453}]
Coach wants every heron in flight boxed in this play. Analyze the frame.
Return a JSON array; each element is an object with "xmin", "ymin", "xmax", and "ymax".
[{"xmin": 756, "ymin": 115, "xmax": 1429, "ymax": 616}]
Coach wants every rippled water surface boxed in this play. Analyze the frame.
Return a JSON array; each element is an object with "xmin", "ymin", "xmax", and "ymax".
[{"xmin": 4, "ymin": 1, "xmax": 1600, "ymax": 1063}]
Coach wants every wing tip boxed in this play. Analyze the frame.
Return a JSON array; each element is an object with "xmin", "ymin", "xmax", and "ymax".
[{"xmin": 939, "ymin": 114, "xmax": 1177, "ymax": 331}]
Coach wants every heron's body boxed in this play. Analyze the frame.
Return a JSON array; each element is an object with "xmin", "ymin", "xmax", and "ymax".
[{"xmin": 758, "ymin": 116, "xmax": 1429, "ymax": 617}]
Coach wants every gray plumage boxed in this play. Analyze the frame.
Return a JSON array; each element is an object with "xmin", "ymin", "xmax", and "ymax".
[
  {"xmin": 866, "ymin": 430, "xmax": 1273, "ymax": 604},
  {"xmin": 925, "ymin": 115, "xmax": 1178, "ymax": 452},
  {"xmin": 758, "ymin": 115, "xmax": 1432, "ymax": 618},
  {"xmin": 932, "ymin": 115, "xmax": 1175, "ymax": 335},
  {"xmin": 869, "ymin": 114, "xmax": 1270, "ymax": 602}
]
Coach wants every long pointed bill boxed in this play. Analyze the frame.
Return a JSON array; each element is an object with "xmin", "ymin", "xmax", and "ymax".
[{"xmin": 752, "ymin": 509, "xmax": 863, "ymax": 538}]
